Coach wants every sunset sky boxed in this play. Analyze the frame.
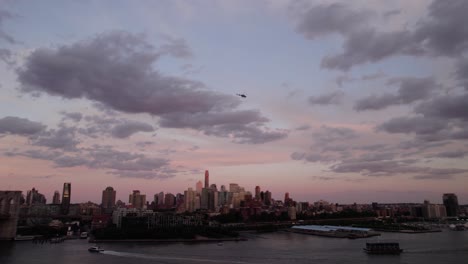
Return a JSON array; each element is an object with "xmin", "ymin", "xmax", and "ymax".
[{"xmin": 1, "ymin": 0, "xmax": 467, "ymax": 204}]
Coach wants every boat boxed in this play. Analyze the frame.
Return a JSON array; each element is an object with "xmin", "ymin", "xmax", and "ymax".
[
  {"xmin": 363, "ymin": 242, "xmax": 403, "ymax": 254},
  {"xmin": 88, "ymin": 246, "xmax": 104, "ymax": 253},
  {"xmin": 80, "ymin": 232, "xmax": 88, "ymax": 239},
  {"xmin": 14, "ymin": 235, "xmax": 36, "ymax": 241},
  {"xmin": 217, "ymin": 242, "xmax": 224, "ymax": 246}
]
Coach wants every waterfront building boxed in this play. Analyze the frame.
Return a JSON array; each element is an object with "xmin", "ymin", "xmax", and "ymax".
[
  {"xmin": 101, "ymin": 186, "xmax": 116, "ymax": 209},
  {"xmin": 422, "ymin": 200, "xmax": 447, "ymax": 219},
  {"xmin": 288, "ymin": 206, "xmax": 297, "ymax": 220},
  {"xmin": 129, "ymin": 190, "xmax": 146, "ymax": 209},
  {"xmin": 61, "ymin": 183, "xmax": 71, "ymax": 215},
  {"xmin": 52, "ymin": 190, "xmax": 60, "ymax": 204},
  {"xmin": 443, "ymin": 193, "xmax": 459, "ymax": 217}
]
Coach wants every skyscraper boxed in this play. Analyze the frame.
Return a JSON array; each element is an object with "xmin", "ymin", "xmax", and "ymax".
[
  {"xmin": 184, "ymin": 188, "xmax": 196, "ymax": 212},
  {"xmin": 129, "ymin": 190, "xmax": 146, "ymax": 209},
  {"xmin": 443, "ymin": 193, "xmax": 459, "ymax": 217},
  {"xmin": 255, "ymin": 186, "xmax": 261, "ymax": 200},
  {"xmin": 101, "ymin": 186, "xmax": 116, "ymax": 209},
  {"xmin": 196, "ymin": 181, "xmax": 203, "ymax": 194},
  {"xmin": 164, "ymin": 193, "xmax": 176, "ymax": 208},
  {"xmin": 157, "ymin": 192, "xmax": 164, "ymax": 205},
  {"xmin": 26, "ymin": 188, "xmax": 46, "ymax": 205},
  {"xmin": 264, "ymin": 191, "xmax": 272, "ymax": 205},
  {"xmin": 61, "ymin": 183, "xmax": 71, "ymax": 215},
  {"xmin": 204, "ymin": 170, "xmax": 209, "ymax": 188},
  {"xmin": 52, "ymin": 190, "xmax": 60, "ymax": 204}
]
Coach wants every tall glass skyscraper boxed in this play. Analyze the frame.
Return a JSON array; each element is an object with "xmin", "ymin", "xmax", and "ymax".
[{"xmin": 61, "ymin": 182, "xmax": 71, "ymax": 215}]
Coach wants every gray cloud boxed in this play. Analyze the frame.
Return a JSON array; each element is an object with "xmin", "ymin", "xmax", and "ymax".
[
  {"xmin": 313, "ymin": 126, "xmax": 359, "ymax": 142},
  {"xmin": 355, "ymin": 77, "xmax": 436, "ymax": 111},
  {"xmin": 30, "ymin": 126, "xmax": 80, "ymax": 151},
  {"xmin": 376, "ymin": 116, "xmax": 447, "ymax": 135},
  {"xmin": 428, "ymin": 150, "xmax": 468, "ymax": 159},
  {"xmin": 330, "ymin": 159, "xmax": 467, "ymax": 178},
  {"xmin": 321, "ymin": 29, "xmax": 422, "ymax": 71},
  {"xmin": 53, "ymin": 155, "xmax": 88, "ymax": 167},
  {"xmin": 308, "ymin": 91, "xmax": 344, "ymax": 105},
  {"xmin": 413, "ymin": 0, "xmax": 468, "ymax": 57},
  {"xmin": 0, "ymin": 116, "xmax": 46, "ymax": 135},
  {"xmin": 159, "ymin": 111, "xmax": 288, "ymax": 144},
  {"xmin": 159, "ymin": 37, "xmax": 192, "ymax": 58},
  {"xmin": 415, "ymin": 93, "xmax": 468, "ymax": 120},
  {"xmin": 296, "ymin": 3, "xmax": 373, "ymax": 39},
  {"xmin": 296, "ymin": 0, "xmax": 468, "ymax": 70},
  {"xmin": 295, "ymin": 124, "xmax": 311, "ymax": 131},
  {"xmin": 383, "ymin": 9, "xmax": 401, "ymax": 18},
  {"xmin": 0, "ymin": 9, "xmax": 16, "ymax": 44},
  {"xmin": 17, "ymin": 31, "xmax": 285, "ymax": 144},
  {"xmin": 412, "ymin": 168, "xmax": 468, "ymax": 180},
  {"xmin": 455, "ymin": 57, "xmax": 468, "ymax": 89},
  {"xmin": 8, "ymin": 144, "xmax": 176, "ymax": 180},
  {"xmin": 61, "ymin": 112, "xmax": 83, "ymax": 122},
  {"xmin": 0, "ymin": 48, "xmax": 12, "ymax": 64},
  {"xmin": 110, "ymin": 121, "xmax": 155, "ymax": 138}
]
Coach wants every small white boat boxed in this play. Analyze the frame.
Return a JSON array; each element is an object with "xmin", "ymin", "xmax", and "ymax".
[
  {"xmin": 88, "ymin": 246, "xmax": 104, "ymax": 253},
  {"xmin": 14, "ymin": 235, "xmax": 36, "ymax": 241},
  {"xmin": 217, "ymin": 242, "xmax": 224, "ymax": 246}
]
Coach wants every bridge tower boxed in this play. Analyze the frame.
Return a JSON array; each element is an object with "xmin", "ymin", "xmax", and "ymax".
[{"xmin": 0, "ymin": 191, "xmax": 22, "ymax": 240}]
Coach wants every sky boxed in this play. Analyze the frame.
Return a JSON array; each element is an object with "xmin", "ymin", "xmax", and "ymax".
[{"xmin": 0, "ymin": 0, "xmax": 467, "ymax": 204}]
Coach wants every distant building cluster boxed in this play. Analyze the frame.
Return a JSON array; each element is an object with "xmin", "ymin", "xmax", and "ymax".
[{"xmin": 0, "ymin": 172, "xmax": 465, "ymax": 239}]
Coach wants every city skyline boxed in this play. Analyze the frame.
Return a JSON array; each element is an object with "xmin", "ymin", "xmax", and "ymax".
[
  {"xmin": 10, "ymin": 175, "xmax": 466, "ymax": 206},
  {"xmin": 1, "ymin": 0, "xmax": 468, "ymax": 204}
]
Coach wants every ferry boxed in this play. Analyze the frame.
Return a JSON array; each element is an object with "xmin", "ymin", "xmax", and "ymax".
[
  {"xmin": 363, "ymin": 242, "xmax": 403, "ymax": 254},
  {"xmin": 88, "ymin": 245, "xmax": 104, "ymax": 253}
]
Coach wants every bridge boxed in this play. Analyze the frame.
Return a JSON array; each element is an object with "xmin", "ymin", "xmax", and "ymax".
[{"xmin": 0, "ymin": 191, "xmax": 22, "ymax": 240}]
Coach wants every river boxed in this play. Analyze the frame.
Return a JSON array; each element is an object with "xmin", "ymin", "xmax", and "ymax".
[{"xmin": 1, "ymin": 230, "xmax": 467, "ymax": 264}]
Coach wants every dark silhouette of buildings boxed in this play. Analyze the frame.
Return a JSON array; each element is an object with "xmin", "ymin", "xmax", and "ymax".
[
  {"xmin": 101, "ymin": 186, "xmax": 116, "ymax": 209},
  {"xmin": 52, "ymin": 190, "xmax": 60, "ymax": 204},
  {"xmin": 61, "ymin": 183, "xmax": 71, "ymax": 215},
  {"xmin": 26, "ymin": 188, "xmax": 46, "ymax": 205},
  {"xmin": 129, "ymin": 190, "xmax": 146, "ymax": 209},
  {"xmin": 255, "ymin": 186, "xmax": 261, "ymax": 200},
  {"xmin": 443, "ymin": 193, "xmax": 459, "ymax": 217}
]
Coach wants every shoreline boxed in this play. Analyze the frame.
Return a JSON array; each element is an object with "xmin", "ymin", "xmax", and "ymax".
[
  {"xmin": 89, "ymin": 237, "xmax": 248, "ymax": 243},
  {"xmin": 373, "ymin": 229, "xmax": 442, "ymax": 233}
]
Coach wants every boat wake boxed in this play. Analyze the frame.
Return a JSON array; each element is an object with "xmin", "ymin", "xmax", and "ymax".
[
  {"xmin": 102, "ymin": 250, "xmax": 255, "ymax": 263},
  {"xmin": 405, "ymin": 247, "xmax": 468, "ymax": 254}
]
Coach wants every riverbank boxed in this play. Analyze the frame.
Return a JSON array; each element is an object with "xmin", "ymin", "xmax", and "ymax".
[
  {"xmin": 89, "ymin": 237, "xmax": 248, "ymax": 243},
  {"xmin": 374, "ymin": 228, "xmax": 442, "ymax": 233},
  {"xmin": 286, "ymin": 228, "xmax": 380, "ymax": 239}
]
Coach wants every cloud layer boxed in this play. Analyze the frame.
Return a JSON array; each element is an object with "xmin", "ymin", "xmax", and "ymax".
[{"xmin": 17, "ymin": 31, "xmax": 286, "ymax": 144}]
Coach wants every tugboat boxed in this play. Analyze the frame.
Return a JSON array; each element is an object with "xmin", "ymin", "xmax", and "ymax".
[
  {"xmin": 364, "ymin": 242, "xmax": 403, "ymax": 254},
  {"xmin": 88, "ymin": 245, "xmax": 104, "ymax": 253}
]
